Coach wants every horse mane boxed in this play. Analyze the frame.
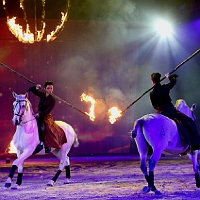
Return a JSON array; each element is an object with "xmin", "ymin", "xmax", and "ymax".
[
  {"xmin": 175, "ymin": 99, "xmax": 195, "ymax": 120},
  {"xmin": 26, "ymin": 99, "xmax": 35, "ymax": 116}
]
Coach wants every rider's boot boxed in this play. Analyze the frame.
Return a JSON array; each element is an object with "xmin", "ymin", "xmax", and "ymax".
[{"xmin": 32, "ymin": 142, "xmax": 43, "ymax": 155}]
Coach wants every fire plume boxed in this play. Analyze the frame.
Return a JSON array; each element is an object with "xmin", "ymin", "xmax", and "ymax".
[
  {"xmin": 3, "ymin": 0, "xmax": 70, "ymax": 43},
  {"xmin": 7, "ymin": 140, "xmax": 17, "ymax": 154},
  {"xmin": 108, "ymin": 107, "xmax": 122, "ymax": 124},
  {"xmin": 81, "ymin": 93, "xmax": 96, "ymax": 121}
]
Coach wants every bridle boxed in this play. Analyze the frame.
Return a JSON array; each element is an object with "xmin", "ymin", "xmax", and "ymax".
[{"xmin": 13, "ymin": 99, "xmax": 35, "ymax": 125}]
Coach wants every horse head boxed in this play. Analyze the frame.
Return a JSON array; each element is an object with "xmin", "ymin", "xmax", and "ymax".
[
  {"xmin": 12, "ymin": 92, "xmax": 29, "ymax": 126},
  {"xmin": 175, "ymin": 99, "xmax": 196, "ymax": 121}
]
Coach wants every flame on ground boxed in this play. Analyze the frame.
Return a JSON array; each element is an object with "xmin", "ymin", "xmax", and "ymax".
[
  {"xmin": 108, "ymin": 107, "xmax": 122, "ymax": 124},
  {"xmin": 8, "ymin": 140, "xmax": 17, "ymax": 154},
  {"xmin": 81, "ymin": 93, "xmax": 96, "ymax": 121}
]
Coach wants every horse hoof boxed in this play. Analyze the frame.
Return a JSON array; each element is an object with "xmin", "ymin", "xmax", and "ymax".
[
  {"xmin": 47, "ymin": 180, "xmax": 54, "ymax": 187},
  {"xmin": 142, "ymin": 186, "xmax": 151, "ymax": 193},
  {"xmin": 196, "ymin": 183, "xmax": 200, "ymax": 188},
  {"xmin": 11, "ymin": 184, "xmax": 19, "ymax": 189},
  {"xmin": 63, "ymin": 179, "xmax": 70, "ymax": 184},
  {"xmin": 154, "ymin": 189, "xmax": 162, "ymax": 195},
  {"xmin": 4, "ymin": 183, "xmax": 11, "ymax": 188}
]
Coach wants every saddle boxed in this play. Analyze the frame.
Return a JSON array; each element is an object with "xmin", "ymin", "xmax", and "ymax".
[{"xmin": 160, "ymin": 111, "xmax": 191, "ymax": 149}]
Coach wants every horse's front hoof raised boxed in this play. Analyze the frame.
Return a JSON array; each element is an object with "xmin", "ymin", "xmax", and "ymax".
[
  {"xmin": 142, "ymin": 186, "xmax": 151, "ymax": 193},
  {"xmin": 4, "ymin": 182, "xmax": 11, "ymax": 188}
]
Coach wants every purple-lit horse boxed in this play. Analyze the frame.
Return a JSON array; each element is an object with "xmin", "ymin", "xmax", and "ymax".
[
  {"xmin": 4, "ymin": 92, "xmax": 79, "ymax": 189},
  {"xmin": 132, "ymin": 99, "xmax": 200, "ymax": 195}
]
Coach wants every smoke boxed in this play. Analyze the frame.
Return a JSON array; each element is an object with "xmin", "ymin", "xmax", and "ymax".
[{"xmin": 58, "ymin": 0, "xmax": 140, "ymax": 120}]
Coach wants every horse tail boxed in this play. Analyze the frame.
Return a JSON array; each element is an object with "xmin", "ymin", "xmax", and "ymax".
[
  {"xmin": 132, "ymin": 118, "xmax": 144, "ymax": 138},
  {"xmin": 73, "ymin": 132, "xmax": 79, "ymax": 147}
]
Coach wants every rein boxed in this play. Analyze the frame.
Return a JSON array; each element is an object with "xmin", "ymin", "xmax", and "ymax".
[{"xmin": 21, "ymin": 117, "xmax": 36, "ymax": 125}]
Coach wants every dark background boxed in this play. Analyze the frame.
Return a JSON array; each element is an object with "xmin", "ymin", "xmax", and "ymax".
[{"xmin": 0, "ymin": 0, "xmax": 200, "ymax": 156}]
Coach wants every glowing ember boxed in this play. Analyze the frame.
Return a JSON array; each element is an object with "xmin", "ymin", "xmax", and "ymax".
[
  {"xmin": 108, "ymin": 107, "xmax": 122, "ymax": 124},
  {"xmin": 8, "ymin": 140, "xmax": 17, "ymax": 154},
  {"xmin": 81, "ymin": 93, "xmax": 96, "ymax": 121}
]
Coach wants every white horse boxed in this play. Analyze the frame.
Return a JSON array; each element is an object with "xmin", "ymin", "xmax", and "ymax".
[
  {"xmin": 131, "ymin": 99, "xmax": 200, "ymax": 195},
  {"xmin": 4, "ymin": 92, "xmax": 79, "ymax": 189}
]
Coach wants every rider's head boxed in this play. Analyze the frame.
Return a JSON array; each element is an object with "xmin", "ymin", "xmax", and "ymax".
[
  {"xmin": 151, "ymin": 73, "xmax": 161, "ymax": 84},
  {"xmin": 44, "ymin": 81, "xmax": 54, "ymax": 94}
]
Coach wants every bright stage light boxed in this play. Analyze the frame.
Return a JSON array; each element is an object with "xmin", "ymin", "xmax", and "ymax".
[{"xmin": 155, "ymin": 20, "xmax": 173, "ymax": 38}]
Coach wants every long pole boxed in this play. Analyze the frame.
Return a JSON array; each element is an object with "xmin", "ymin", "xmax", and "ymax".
[
  {"xmin": 121, "ymin": 49, "xmax": 200, "ymax": 114},
  {"xmin": 0, "ymin": 62, "xmax": 89, "ymax": 117}
]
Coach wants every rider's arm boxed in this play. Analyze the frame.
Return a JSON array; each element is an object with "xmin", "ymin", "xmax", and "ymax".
[
  {"xmin": 28, "ymin": 85, "xmax": 43, "ymax": 97},
  {"xmin": 165, "ymin": 74, "xmax": 178, "ymax": 90}
]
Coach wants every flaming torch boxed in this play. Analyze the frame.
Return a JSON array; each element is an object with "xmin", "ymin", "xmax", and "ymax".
[
  {"xmin": 108, "ymin": 106, "xmax": 122, "ymax": 124},
  {"xmin": 81, "ymin": 93, "xmax": 96, "ymax": 121}
]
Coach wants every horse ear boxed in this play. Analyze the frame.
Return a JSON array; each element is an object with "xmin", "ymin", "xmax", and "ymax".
[
  {"xmin": 191, "ymin": 103, "xmax": 197, "ymax": 111},
  {"xmin": 12, "ymin": 92, "xmax": 17, "ymax": 98},
  {"xmin": 25, "ymin": 92, "xmax": 28, "ymax": 98}
]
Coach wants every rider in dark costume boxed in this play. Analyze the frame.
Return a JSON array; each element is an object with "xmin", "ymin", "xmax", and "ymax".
[
  {"xmin": 150, "ymin": 72, "xmax": 200, "ymax": 151},
  {"xmin": 28, "ymin": 81, "xmax": 66, "ymax": 153}
]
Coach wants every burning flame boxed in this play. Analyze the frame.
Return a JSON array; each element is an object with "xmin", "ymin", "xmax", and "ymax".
[
  {"xmin": 3, "ymin": 0, "xmax": 69, "ymax": 43},
  {"xmin": 108, "ymin": 107, "xmax": 122, "ymax": 124},
  {"xmin": 47, "ymin": 12, "xmax": 68, "ymax": 42},
  {"xmin": 8, "ymin": 17, "xmax": 32, "ymax": 42},
  {"xmin": 8, "ymin": 140, "xmax": 17, "ymax": 154},
  {"xmin": 81, "ymin": 93, "xmax": 96, "ymax": 121}
]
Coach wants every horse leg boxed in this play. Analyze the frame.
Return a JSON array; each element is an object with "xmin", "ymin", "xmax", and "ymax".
[
  {"xmin": 63, "ymin": 156, "xmax": 70, "ymax": 184},
  {"xmin": 5, "ymin": 150, "xmax": 32, "ymax": 189},
  {"xmin": 140, "ymin": 154, "xmax": 160, "ymax": 194},
  {"xmin": 134, "ymin": 124, "xmax": 152, "ymax": 193},
  {"xmin": 147, "ymin": 151, "xmax": 162, "ymax": 195},
  {"xmin": 190, "ymin": 150, "xmax": 200, "ymax": 188},
  {"xmin": 11, "ymin": 163, "xmax": 24, "ymax": 189},
  {"xmin": 4, "ymin": 165, "xmax": 17, "ymax": 188},
  {"xmin": 140, "ymin": 154, "xmax": 151, "ymax": 193},
  {"xmin": 47, "ymin": 148, "xmax": 70, "ymax": 186}
]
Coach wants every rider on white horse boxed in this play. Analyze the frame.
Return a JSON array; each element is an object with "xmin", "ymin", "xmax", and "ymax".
[
  {"xmin": 150, "ymin": 72, "xmax": 200, "ymax": 151},
  {"xmin": 28, "ymin": 81, "xmax": 66, "ymax": 154}
]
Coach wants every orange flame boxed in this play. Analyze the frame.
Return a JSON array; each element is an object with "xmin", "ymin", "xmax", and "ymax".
[
  {"xmin": 8, "ymin": 140, "xmax": 17, "ymax": 154},
  {"xmin": 3, "ymin": 0, "xmax": 68, "ymax": 43},
  {"xmin": 108, "ymin": 107, "xmax": 122, "ymax": 124},
  {"xmin": 7, "ymin": 17, "xmax": 35, "ymax": 43},
  {"xmin": 47, "ymin": 12, "xmax": 68, "ymax": 42},
  {"xmin": 81, "ymin": 93, "xmax": 96, "ymax": 121}
]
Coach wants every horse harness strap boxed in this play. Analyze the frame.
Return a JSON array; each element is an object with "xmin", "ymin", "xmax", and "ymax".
[{"xmin": 14, "ymin": 99, "xmax": 36, "ymax": 125}]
